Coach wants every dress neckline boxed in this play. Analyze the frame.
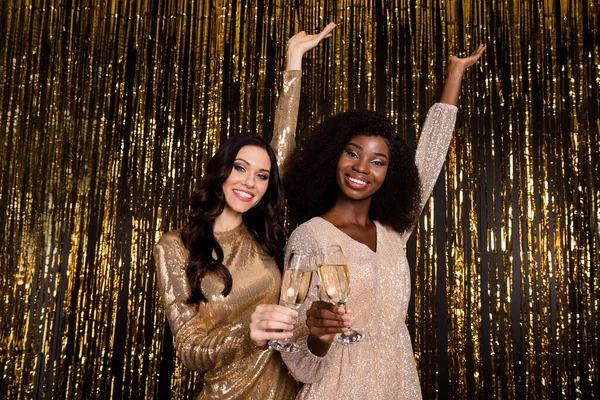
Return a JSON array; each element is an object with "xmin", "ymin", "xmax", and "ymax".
[
  {"xmin": 214, "ymin": 223, "xmax": 246, "ymax": 240},
  {"xmin": 315, "ymin": 217, "xmax": 379, "ymax": 254}
]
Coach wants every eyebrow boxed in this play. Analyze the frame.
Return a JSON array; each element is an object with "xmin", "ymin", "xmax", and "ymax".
[
  {"xmin": 235, "ymin": 158, "xmax": 271, "ymax": 173},
  {"xmin": 348, "ymin": 142, "xmax": 389, "ymax": 159}
]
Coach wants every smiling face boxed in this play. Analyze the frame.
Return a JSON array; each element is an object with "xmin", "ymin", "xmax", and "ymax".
[
  {"xmin": 336, "ymin": 134, "xmax": 390, "ymax": 201},
  {"xmin": 222, "ymin": 145, "xmax": 272, "ymax": 216}
]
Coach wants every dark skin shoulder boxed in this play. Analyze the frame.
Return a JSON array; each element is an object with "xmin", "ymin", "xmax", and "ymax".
[{"xmin": 321, "ymin": 212, "xmax": 378, "ymax": 252}]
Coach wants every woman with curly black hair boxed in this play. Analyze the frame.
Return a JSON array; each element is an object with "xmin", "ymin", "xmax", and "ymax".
[
  {"xmin": 153, "ymin": 24, "xmax": 336, "ymax": 399},
  {"xmin": 280, "ymin": 45, "xmax": 486, "ymax": 399},
  {"xmin": 284, "ymin": 109, "xmax": 423, "ymax": 233}
]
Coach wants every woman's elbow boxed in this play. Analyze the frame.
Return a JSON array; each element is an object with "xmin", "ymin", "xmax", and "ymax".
[
  {"xmin": 175, "ymin": 345, "xmax": 209, "ymax": 372},
  {"xmin": 282, "ymin": 357, "xmax": 323, "ymax": 384}
]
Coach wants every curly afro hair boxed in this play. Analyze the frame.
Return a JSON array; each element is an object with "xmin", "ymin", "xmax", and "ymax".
[{"xmin": 284, "ymin": 110, "xmax": 422, "ymax": 233}]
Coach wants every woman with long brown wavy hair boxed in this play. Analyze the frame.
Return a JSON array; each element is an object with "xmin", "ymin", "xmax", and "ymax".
[{"xmin": 153, "ymin": 24, "xmax": 336, "ymax": 399}]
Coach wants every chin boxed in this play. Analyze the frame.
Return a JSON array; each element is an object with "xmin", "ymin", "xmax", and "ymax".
[
  {"xmin": 340, "ymin": 187, "xmax": 374, "ymax": 201},
  {"xmin": 236, "ymin": 201, "xmax": 260, "ymax": 214}
]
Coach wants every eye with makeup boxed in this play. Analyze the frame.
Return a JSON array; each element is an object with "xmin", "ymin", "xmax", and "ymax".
[
  {"xmin": 257, "ymin": 172, "xmax": 269, "ymax": 181},
  {"xmin": 233, "ymin": 164, "xmax": 246, "ymax": 172},
  {"xmin": 344, "ymin": 148, "xmax": 386, "ymax": 167},
  {"xmin": 345, "ymin": 149, "xmax": 359, "ymax": 159}
]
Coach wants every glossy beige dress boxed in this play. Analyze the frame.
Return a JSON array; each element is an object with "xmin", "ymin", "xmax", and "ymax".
[
  {"xmin": 280, "ymin": 99, "xmax": 458, "ymax": 399},
  {"xmin": 154, "ymin": 71, "xmax": 302, "ymax": 399}
]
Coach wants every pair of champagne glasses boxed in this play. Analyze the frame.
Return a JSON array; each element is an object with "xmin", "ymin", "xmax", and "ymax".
[{"xmin": 269, "ymin": 245, "xmax": 363, "ymax": 353}]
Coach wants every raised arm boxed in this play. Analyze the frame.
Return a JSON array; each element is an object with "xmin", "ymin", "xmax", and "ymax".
[
  {"xmin": 270, "ymin": 23, "xmax": 336, "ymax": 175},
  {"xmin": 439, "ymin": 44, "xmax": 486, "ymax": 106},
  {"xmin": 411, "ymin": 46, "xmax": 486, "ymax": 224}
]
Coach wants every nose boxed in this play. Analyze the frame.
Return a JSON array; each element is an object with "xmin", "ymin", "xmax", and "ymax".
[
  {"xmin": 352, "ymin": 158, "xmax": 370, "ymax": 174},
  {"xmin": 242, "ymin": 174, "xmax": 255, "ymax": 188}
]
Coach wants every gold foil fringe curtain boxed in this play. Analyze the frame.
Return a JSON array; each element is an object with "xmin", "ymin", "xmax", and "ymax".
[{"xmin": 0, "ymin": 0, "xmax": 598, "ymax": 398}]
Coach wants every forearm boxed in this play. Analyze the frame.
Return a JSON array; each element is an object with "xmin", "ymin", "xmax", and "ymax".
[
  {"xmin": 307, "ymin": 334, "xmax": 333, "ymax": 357},
  {"xmin": 413, "ymin": 103, "xmax": 458, "ymax": 217},
  {"xmin": 175, "ymin": 317, "xmax": 259, "ymax": 371},
  {"xmin": 286, "ymin": 49, "xmax": 303, "ymax": 71},
  {"xmin": 270, "ymin": 70, "xmax": 301, "ymax": 175},
  {"xmin": 281, "ymin": 327, "xmax": 338, "ymax": 383},
  {"xmin": 439, "ymin": 63, "xmax": 467, "ymax": 106}
]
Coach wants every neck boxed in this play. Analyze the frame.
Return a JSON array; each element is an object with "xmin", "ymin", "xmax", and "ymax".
[
  {"xmin": 323, "ymin": 196, "xmax": 373, "ymax": 227},
  {"xmin": 213, "ymin": 206, "xmax": 243, "ymax": 232}
]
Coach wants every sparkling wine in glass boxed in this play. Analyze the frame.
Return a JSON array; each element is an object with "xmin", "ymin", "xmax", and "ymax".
[
  {"xmin": 316, "ymin": 245, "xmax": 363, "ymax": 345},
  {"xmin": 269, "ymin": 250, "xmax": 314, "ymax": 352}
]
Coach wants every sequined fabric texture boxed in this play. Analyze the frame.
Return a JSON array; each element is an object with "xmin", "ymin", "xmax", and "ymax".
[
  {"xmin": 270, "ymin": 70, "xmax": 302, "ymax": 175},
  {"xmin": 281, "ymin": 103, "xmax": 458, "ymax": 399},
  {"xmin": 154, "ymin": 227, "xmax": 297, "ymax": 399},
  {"xmin": 152, "ymin": 69, "xmax": 301, "ymax": 399}
]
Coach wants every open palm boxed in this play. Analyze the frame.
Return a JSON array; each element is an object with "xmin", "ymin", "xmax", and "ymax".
[
  {"xmin": 448, "ymin": 44, "xmax": 486, "ymax": 70},
  {"xmin": 288, "ymin": 22, "xmax": 336, "ymax": 55}
]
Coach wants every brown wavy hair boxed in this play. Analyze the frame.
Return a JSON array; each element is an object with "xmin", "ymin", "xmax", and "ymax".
[{"xmin": 181, "ymin": 134, "xmax": 285, "ymax": 303}]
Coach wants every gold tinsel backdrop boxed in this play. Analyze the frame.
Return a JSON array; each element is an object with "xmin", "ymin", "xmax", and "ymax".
[{"xmin": 0, "ymin": 0, "xmax": 598, "ymax": 398}]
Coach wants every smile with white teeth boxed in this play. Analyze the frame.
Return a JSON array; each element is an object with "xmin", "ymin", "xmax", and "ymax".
[
  {"xmin": 347, "ymin": 176, "xmax": 368, "ymax": 186},
  {"xmin": 233, "ymin": 189, "xmax": 253, "ymax": 199}
]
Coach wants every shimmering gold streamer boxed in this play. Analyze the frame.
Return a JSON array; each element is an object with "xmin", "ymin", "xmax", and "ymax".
[{"xmin": 0, "ymin": 0, "xmax": 598, "ymax": 398}]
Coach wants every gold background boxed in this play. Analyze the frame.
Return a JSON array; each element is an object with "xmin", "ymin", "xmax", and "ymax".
[{"xmin": 0, "ymin": 0, "xmax": 598, "ymax": 398}]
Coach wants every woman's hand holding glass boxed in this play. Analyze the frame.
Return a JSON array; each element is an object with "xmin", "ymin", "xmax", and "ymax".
[
  {"xmin": 249, "ymin": 304, "xmax": 298, "ymax": 349},
  {"xmin": 306, "ymin": 301, "xmax": 352, "ymax": 342},
  {"xmin": 315, "ymin": 245, "xmax": 363, "ymax": 345},
  {"xmin": 268, "ymin": 250, "xmax": 315, "ymax": 352}
]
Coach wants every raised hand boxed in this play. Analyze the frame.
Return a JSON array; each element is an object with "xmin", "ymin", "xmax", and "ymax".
[
  {"xmin": 440, "ymin": 44, "xmax": 486, "ymax": 105},
  {"xmin": 447, "ymin": 44, "xmax": 486, "ymax": 71},
  {"xmin": 249, "ymin": 304, "xmax": 298, "ymax": 348},
  {"xmin": 286, "ymin": 22, "xmax": 337, "ymax": 70}
]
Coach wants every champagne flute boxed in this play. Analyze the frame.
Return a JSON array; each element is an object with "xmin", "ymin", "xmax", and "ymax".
[
  {"xmin": 316, "ymin": 245, "xmax": 363, "ymax": 345},
  {"xmin": 269, "ymin": 250, "xmax": 314, "ymax": 352}
]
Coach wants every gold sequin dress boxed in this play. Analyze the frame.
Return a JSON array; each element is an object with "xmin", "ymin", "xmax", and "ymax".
[
  {"xmin": 280, "ymin": 100, "xmax": 458, "ymax": 399},
  {"xmin": 153, "ymin": 71, "xmax": 302, "ymax": 399}
]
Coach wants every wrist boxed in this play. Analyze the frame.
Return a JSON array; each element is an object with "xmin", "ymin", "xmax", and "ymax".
[
  {"xmin": 286, "ymin": 50, "xmax": 303, "ymax": 71},
  {"xmin": 250, "ymin": 339, "xmax": 268, "ymax": 351},
  {"xmin": 246, "ymin": 327, "xmax": 269, "ymax": 352},
  {"xmin": 307, "ymin": 334, "xmax": 332, "ymax": 357},
  {"xmin": 446, "ymin": 61, "xmax": 467, "ymax": 77}
]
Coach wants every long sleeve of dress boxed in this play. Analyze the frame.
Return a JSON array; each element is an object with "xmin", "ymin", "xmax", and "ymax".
[
  {"xmin": 280, "ymin": 224, "xmax": 342, "ymax": 383},
  {"xmin": 154, "ymin": 232, "xmax": 258, "ymax": 372},
  {"xmin": 270, "ymin": 70, "xmax": 302, "ymax": 175},
  {"xmin": 413, "ymin": 103, "xmax": 458, "ymax": 216}
]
